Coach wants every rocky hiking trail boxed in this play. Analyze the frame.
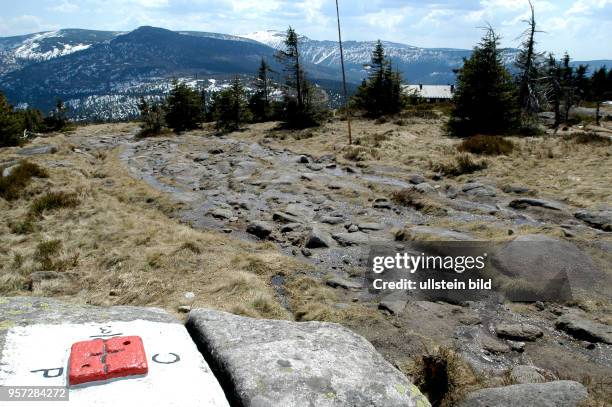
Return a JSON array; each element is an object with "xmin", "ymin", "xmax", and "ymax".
[{"xmin": 43, "ymin": 126, "xmax": 612, "ymax": 405}]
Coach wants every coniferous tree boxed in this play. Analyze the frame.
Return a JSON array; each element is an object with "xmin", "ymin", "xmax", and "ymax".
[
  {"xmin": 560, "ymin": 53, "xmax": 577, "ymax": 122},
  {"xmin": 545, "ymin": 54, "xmax": 563, "ymax": 128},
  {"xmin": 43, "ymin": 98, "xmax": 69, "ymax": 132},
  {"xmin": 515, "ymin": 0, "xmax": 543, "ymax": 122},
  {"xmin": 0, "ymin": 92, "xmax": 24, "ymax": 147},
  {"xmin": 276, "ymin": 27, "xmax": 325, "ymax": 128},
  {"xmin": 448, "ymin": 28, "xmax": 518, "ymax": 136},
  {"xmin": 353, "ymin": 40, "xmax": 404, "ymax": 117},
  {"xmin": 591, "ymin": 66, "xmax": 609, "ymax": 126},
  {"xmin": 137, "ymin": 96, "xmax": 165, "ymax": 138},
  {"xmin": 165, "ymin": 80, "xmax": 203, "ymax": 133},
  {"xmin": 249, "ymin": 58, "xmax": 273, "ymax": 122},
  {"xmin": 211, "ymin": 76, "xmax": 252, "ymax": 132}
]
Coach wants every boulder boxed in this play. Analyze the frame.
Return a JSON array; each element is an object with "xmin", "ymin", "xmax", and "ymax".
[
  {"xmin": 508, "ymin": 198, "xmax": 564, "ymax": 211},
  {"xmin": 320, "ymin": 215, "xmax": 345, "ymax": 225},
  {"xmin": 502, "ymin": 184, "xmax": 530, "ymax": 194},
  {"xmin": 17, "ymin": 144, "xmax": 58, "ymax": 156},
  {"xmin": 408, "ymin": 226, "xmax": 473, "ymax": 241},
  {"xmin": 408, "ymin": 174, "xmax": 426, "ymax": 185},
  {"xmin": 490, "ymin": 234, "xmax": 599, "ymax": 296},
  {"xmin": 574, "ymin": 209, "xmax": 612, "ymax": 231},
  {"xmin": 510, "ymin": 365, "xmax": 545, "ymax": 384},
  {"xmin": 0, "ymin": 297, "xmax": 229, "ymax": 406},
  {"xmin": 458, "ymin": 381, "xmax": 587, "ymax": 407},
  {"xmin": 358, "ymin": 222, "xmax": 384, "ymax": 232},
  {"xmin": 297, "ymin": 155, "xmax": 310, "ymax": 164},
  {"xmin": 378, "ymin": 293, "xmax": 407, "ymax": 315},
  {"xmin": 326, "ymin": 275, "xmax": 363, "ymax": 290},
  {"xmin": 414, "ymin": 182, "xmax": 437, "ymax": 194},
  {"xmin": 462, "ymin": 182, "xmax": 496, "ymax": 197},
  {"xmin": 246, "ymin": 221, "xmax": 274, "ymax": 239},
  {"xmin": 209, "ymin": 208, "xmax": 233, "ymax": 219},
  {"xmin": 305, "ymin": 228, "xmax": 333, "ymax": 249},
  {"xmin": 186, "ymin": 309, "xmax": 430, "ymax": 407},
  {"xmin": 481, "ymin": 336, "xmax": 511, "ymax": 354},
  {"xmin": 332, "ymin": 232, "xmax": 370, "ymax": 246},
  {"xmin": 555, "ymin": 313, "xmax": 612, "ymax": 344},
  {"xmin": 273, "ymin": 211, "xmax": 302, "ymax": 224},
  {"xmin": 495, "ymin": 322, "xmax": 543, "ymax": 341}
]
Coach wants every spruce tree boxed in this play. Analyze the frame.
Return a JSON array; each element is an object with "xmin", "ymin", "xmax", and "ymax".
[
  {"xmin": 0, "ymin": 92, "xmax": 24, "ymax": 147},
  {"xmin": 353, "ymin": 40, "xmax": 404, "ymax": 117},
  {"xmin": 515, "ymin": 0, "xmax": 543, "ymax": 122},
  {"xmin": 276, "ymin": 27, "xmax": 324, "ymax": 128},
  {"xmin": 165, "ymin": 80, "xmax": 203, "ymax": 133},
  {"xmin": 448, "ymin": 28, "xmax": 518, "ymax": 136},
  {"xmin": 137, "ymin": 96, "xmax": 165, "ymax": 138},
  {"xmin": 211, "ymin": 76, "xmax": 252, "ymax": 132},
  {"xmin": 545, "ymin": 54, "xmax": 562, "ymax": 128},
  {"xmin": 249, "ymin": 58, "xmax": 273, "ymax": 122},
  {"xmin": 591, "ymin": 67, "xmax": 609, "ymax": 126}
]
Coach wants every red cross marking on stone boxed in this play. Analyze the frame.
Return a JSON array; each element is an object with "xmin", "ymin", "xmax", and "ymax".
[{"xmin": 69, "ymin": 336, "xmax": 148, "ymax": 385}]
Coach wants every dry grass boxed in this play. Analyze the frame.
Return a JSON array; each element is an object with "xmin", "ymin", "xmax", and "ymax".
[
  {"xmin": 430, "ymin": 153, "xmax": 488, "ymax": 177},
  {"xmin": 0, "ymin": 128, "xmax": 306, "ymax": 319},
  {"xmin": 457, "ymin": 135, "xmax": 515, "ymax": 155},
  {"xmin": 0, "ymin": 161, "xmax": 48, "ymax": 200}
]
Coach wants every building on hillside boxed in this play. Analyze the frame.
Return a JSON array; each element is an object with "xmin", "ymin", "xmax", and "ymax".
[{"xmin": 403, "ymin": 84, "xmax": 454, "ymax": 102}]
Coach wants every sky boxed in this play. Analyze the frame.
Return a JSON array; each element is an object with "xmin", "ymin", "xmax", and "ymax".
[{"xmin": 0, "ymin": 0, "xmax": 611, "ymax": 60}]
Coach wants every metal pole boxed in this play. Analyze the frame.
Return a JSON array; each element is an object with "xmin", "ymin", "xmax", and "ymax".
[{"xmin": 335, "ymin": 0, "xmax": 352, "ymax": 145}]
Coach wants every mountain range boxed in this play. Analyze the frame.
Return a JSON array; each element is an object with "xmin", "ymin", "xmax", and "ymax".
[{"xmin": 1, "ymin": 26, "xmax": 610, "ymax": 121}]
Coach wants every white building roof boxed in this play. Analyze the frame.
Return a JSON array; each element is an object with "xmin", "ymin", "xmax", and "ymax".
[{"xmin": 404, "ymin": 84, "xmax": 453, "ymax": 99}]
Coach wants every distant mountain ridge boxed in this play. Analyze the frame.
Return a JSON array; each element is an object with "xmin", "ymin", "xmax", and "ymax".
[{"xmin": 0, "ymin": 26, "xmax": 610, "ymax": 121}]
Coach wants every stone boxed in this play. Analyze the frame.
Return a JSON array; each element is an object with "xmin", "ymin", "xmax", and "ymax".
[
  {"xmin": 347, "ymin": 224, "xmax": 359, "ymax": 232},
  {"xmin": 481, "ymin": 336, "xmax": 511, "ymax": 354},
  {"xmin": 358, "ymin": 222, "xmax": 384, "ymax": 231},
  {"xmin": 372, "ymin": 198, "xmax": 392, "ymax": 209},
  {"xmin": 495, "ymin": 322, "xmax": 543, "ymax": 341},
  {"xmin": 306, "ymin": 163, "xmax": 323, "ymax": 171},
  {"xmin": 574, "ymin": 209, "xmax": 612, "ymax": 231},
  {"xmin": 320, "ymin": 215, "xmax": 344, "ymax": 225},
  {"xmin": 462, "ymin": 182, "xmax": 496, "ymax": 197},
  {"xmin": 208, "ymin": 148, "xmax": 224, "ymax": 154},
  {"xmin": 414, "ymin": 182, "xmax": 436, "ymax": 194},
  {"xmin": 246, "ymin": 221, "xmax": 274, "ymax": 239},
  {"xmin": 17, "ymin": 144, "xmax": 58, "ymax": 156},
  {"xmin": 2, "ymin": 164, "xmax": 18, "ymax": 178},
  {"xmin": 326, "ymin": 275, "xmax": 363, "ymax": 290},
  {"xmin": 0, "ymin": 297, "xmax": 229, "ymax": 406},
  {"xmin": 209, "ymin": 208, "xmax": 233, "ymax": 219},
  {"xmin": 458, "ymin": 381, "xmax": 587, "ymax": 407},
  {"xmin": 193, "ymin": 153, "xmax": 209, "ymax": 162},
  {"xmin": 508, "ymin": 341, "xmax": 525, "ymax": 352},
  {"xmin": 408, "ymin": 226, "xmax": 473, "ymax": 241},
  {"xmin": 555, "ymin": 313, "xmax": 612, "ymax": 344},
  {"xmin": 502, "ymin": 184, "xmax": 530, "ymax": 194},
  {"xmin": 408, "ymin": 174, "xmax": 426, "ymax": 185},
  {"xmin": 508, "ymin": 198, "xmax": 565, "ymax": 211},
  {"xmin": 305, "ymin": 228, "xmax": 333, "ymax": 249},
  {"xmin": 510, "ymin": 365, "xmax": 545, "ymax": 384},
  {"xmin": 490, "ymin": 234, "xmax": 599, "ymax": 297},
  {"xmin": 281, "ymin": 223, "xmax": 302, "ymax": 233},
  {"xmin": 298, "ymin": 155, "xmax": 310, "ymax": 163},
  {"xmin": 272, "ymin": 211, "xmax": 302, "ymax": 224},
  {"xmin": 332, "ymin": 232, "xmax": 369, "ymax": 246},
  {"xmin": 186, "ymin": 309, "xmax": 430, "ymax": 407},
  {"xmin": 177, "ymin": 305, "xmax": 191, "ymax": 313},
  {"xmin": 378, "ymin": 293, "xmax": 407, "ymax": 315}
]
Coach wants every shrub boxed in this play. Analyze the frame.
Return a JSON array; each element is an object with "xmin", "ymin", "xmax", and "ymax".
[
  {"xmin": 430, "ymin": 154, "xmax": 488, "ymax": 176},
  {"xmin": 565, "ymin": 132, "xmax": 611, "ymax": 146},
  {"xmin": 30, "ymin": 191, "xmax": 79, "ymax": 216},
  {"xmin": 0, "ymin": 161, "xmax": 48, "ymax": 200},
  {"xmin": 34, "ymin": 239, "xmax": 62, "ymax": 270},
  {"xmin": 457, "ymin": 135, "xmax": 515, "ymax": 155}
]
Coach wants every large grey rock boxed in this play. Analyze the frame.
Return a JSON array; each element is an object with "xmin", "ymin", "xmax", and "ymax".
[
  {"xmin": 0, "ymin": 297, "xmax": 229, "ymax": 406},
  {"xmin": 462, "ymin": 182, "xmax": 497, "ymax": 197},
  {"xmin": 510, "ymin": 365, "xmax": 545, "ymax": 384},
  {"xmin": 414, "ymin": 182, "xmax": 437, "ymax": 194},
  {"xmin": 555, "ymin": 313, "xmax": 612, "ymax": 344},
  {"xmin": 273, "ymin": 211, "xmax": 302, "ymax": 224},
  {"xmin": 378, "ymin": 292, "xmax": 407, "ymax": 315},
  {"xmin": 187, "ymin": 309, "xmax": 430, "ymax": 407},
  {"xmin": 491, "ymin": 234, "xmax": 599, "ymax": 295},
  {"xmin": 458, "ymin": 381, "xmax": 587, "ymax": 407},
  {"xmin": 210, "ymin": 207, "xmax": 233, "ymax": 219},
  {"xmin": 408, "ymin": 174, "xmax": 426, "ymax": 185},
  {"xmin": 408, "ymin": 226, "xmax": 473, "ymax": 241},
  {"xmin": 305, "ymin": 227, "xmax": 333, "ymax": 249},
  {"xmin": 508, "ymin": 198, "xmax": 564, "ymax": 211},
  {"xmin": 332, "ymin": 231, "xmax": 370, "ymax": 246},
  {"xmin": 481, "ymin": 336, "xmax": 511, "ymax": 354},
  {"xmin": 16, "ymin": 144, "xmax": 58, "ymax": 156},
  {"xmin": 574, "ymin": 209, "xmax": 612, "ymax": 231},
  {"xmin": 246, "ymin": 221, "xmax": 274, "ymax": 239},
  {"xmin": 495, "ymin": 322, "xmax": 543, "ymax": 341},
  {"xmin": 326, "ymin": 275, "xmax": 363, "ymax": 290}
]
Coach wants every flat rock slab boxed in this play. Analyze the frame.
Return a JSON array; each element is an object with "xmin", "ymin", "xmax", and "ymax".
[
  {"xmin": 555, "ymin": 313, "xmax": 612, "ymax": 344},
  {"xmin": 16, "ymin": 144, "xmax": 58, "ymax": 156},
  {"xmin": 574, "ymin": 209, "xmax": 612, "ymax": 231},
  {"xmin": 0, "ymin": 297, "xmax": 228, "ymax": 407},
  {"xmin": 458, "ymin": 381, "xmax": 587, "ymax": 407},
  {"xmin": 186, "ymin": 309, "xmax": 431, "ymax": 407},
  {"xmin": 508, "ymin": 198, "xmax": 565, "ymax": 211}
]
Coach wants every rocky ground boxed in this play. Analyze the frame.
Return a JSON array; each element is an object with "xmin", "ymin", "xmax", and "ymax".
[{"xmin": 1, "ymin": 112, "xmax": 611, "ymax": 405}]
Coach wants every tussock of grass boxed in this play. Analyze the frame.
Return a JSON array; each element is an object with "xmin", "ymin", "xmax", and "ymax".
[
  {"xmin": 29, "ymin": 191, "xmax": 79, "ymax": 216},
  {"xmin": 0, "ymin": 161, "xmax": 48, "ymax": 200},
  {"xmin": 565, "ymin": 132, "xmax": 611, "ymax": 146},
  {"xmin": 390, "ymin": 188, "xmax": 426, "ymax": 210},
  {"xmin": 457, "ymin": 135, "xmax": 515, "ymax": 155},
  {"xmin": 430, "ymin": 153, "xmax": 488, "ymax": 176}
]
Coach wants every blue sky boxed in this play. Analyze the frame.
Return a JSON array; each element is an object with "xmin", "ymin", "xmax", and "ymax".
[{"xmin": 1, "ymin": 0, "xmax": 611, "ymax": 60}]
